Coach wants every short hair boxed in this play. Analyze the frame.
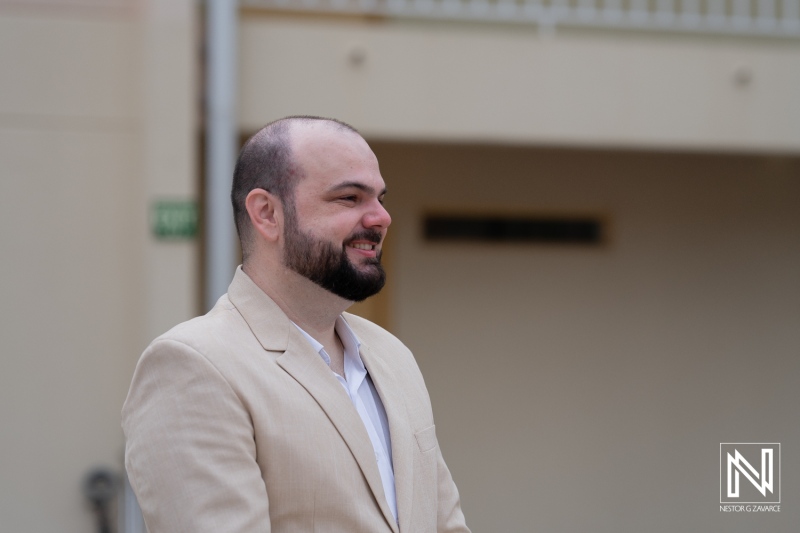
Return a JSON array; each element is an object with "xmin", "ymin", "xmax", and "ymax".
[{"xmin": 231, "ymin": 115, "xmax": 358, "ymax": 260}]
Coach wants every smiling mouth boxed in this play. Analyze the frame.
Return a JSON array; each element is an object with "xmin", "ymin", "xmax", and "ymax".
[
  {"xmin": 349, "ymin": 243, "xmax": 377, "ymax": 251},
  {"xmin": 345, "ymin": 229, "xmax": 384, "ymax": 254}
]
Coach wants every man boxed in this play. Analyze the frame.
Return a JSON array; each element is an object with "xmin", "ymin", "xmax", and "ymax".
[{"xmin": 122, "ymin": 116, "xmax": 470, "ymax": 532}]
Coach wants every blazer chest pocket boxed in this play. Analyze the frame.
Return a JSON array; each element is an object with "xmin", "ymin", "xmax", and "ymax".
[{"xmin": 414, "ymin": 425, "xmax": 438, "ymax": 453}]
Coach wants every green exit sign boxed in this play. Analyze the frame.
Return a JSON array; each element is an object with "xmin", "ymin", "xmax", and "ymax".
[{"xmin": 152, "ymin": 200, "xmax": 198, "ymax": 239}]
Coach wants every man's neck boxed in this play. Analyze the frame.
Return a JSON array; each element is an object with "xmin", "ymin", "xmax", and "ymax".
[{"xmin": 243, "ymin": 260, "xmax": 351, "ymax": 347}]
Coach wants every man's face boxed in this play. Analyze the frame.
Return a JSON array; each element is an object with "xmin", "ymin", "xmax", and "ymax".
[
  {"xmin": 282, "ymin": 198, "xmax": 386, "ymax": 302},
  {"xmin": 280, "ymin": 126, "xmax": 391, "ymax": 302}
]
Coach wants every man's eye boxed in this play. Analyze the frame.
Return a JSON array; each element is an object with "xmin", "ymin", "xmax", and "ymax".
[{"xmin": 339, "ymin": 195, "xmax": 358, "ymax": 203}]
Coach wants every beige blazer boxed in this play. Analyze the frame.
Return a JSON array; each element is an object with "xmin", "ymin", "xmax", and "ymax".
[{"xmin": 122, "ymin": 267, "xmax": 470, "ymax": 533}]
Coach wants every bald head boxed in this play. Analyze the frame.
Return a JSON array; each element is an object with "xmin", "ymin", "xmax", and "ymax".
[{"xmin": 231, "ymin": 115, "xmax": 360, "ymax": 260}]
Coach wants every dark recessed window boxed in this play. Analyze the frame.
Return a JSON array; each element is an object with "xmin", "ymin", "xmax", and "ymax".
[{"xmin": 424, "ymin": 214, "xmax": 603, "ymax": 244}]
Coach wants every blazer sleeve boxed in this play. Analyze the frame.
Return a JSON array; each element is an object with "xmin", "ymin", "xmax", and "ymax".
[
  {"xmin": 122, "ymin": 339, "xmax": 270, "ymax": 533},
  {"xmin": 436, "ymin": 442, "xmax": 471, "ymax": 532}
]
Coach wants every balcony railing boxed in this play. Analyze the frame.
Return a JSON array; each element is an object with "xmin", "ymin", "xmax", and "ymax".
[{"xmin": 243, "ymin": 0, "xmax": 800, "ymax": 37}]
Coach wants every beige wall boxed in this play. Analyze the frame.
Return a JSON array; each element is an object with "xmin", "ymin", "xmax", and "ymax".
[
  {"xmin": 240, "ymin": 14, "xmax": 800, "ymax": 152},
  {"xmin": 372, "ymin": 140, "xmax": 800, "ymax": 532},
  {"xmin": 0, "ymin": 2, "xmax": 198, "ymax": 531}
]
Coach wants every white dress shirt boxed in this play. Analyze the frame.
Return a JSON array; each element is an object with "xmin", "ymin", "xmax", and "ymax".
[{"xmin": 293, "ymin": 317, "xmax": 398, "ymax": 522}]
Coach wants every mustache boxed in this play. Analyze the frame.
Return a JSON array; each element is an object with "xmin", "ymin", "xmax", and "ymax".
[{"xmin": 343, "ymin": 229, "xmax": 383, "ymax": 247}]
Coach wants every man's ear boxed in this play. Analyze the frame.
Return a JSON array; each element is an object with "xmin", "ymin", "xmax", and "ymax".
[{"xmin": 245, "ymin": 188, "xmax": 282, "ymax": 242}]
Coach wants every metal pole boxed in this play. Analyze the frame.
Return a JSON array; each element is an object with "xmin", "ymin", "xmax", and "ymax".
[{"xmin": 205, "ymin": 0, "xmax": 239, "ymax": 311}]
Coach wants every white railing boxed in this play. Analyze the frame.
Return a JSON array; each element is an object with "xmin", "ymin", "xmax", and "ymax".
[{"xmin": 242, "ymin": 0, "xmax": 800, "ymax": 37}]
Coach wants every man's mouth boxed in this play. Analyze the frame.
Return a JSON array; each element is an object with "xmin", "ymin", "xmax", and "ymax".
[
  {"xmin": 349, "ymin": 243, "xmax": 376, "ymax": 251},
  {"xmin": 344, "ymin": 229, "xmax": 383, "ymax": 254}
]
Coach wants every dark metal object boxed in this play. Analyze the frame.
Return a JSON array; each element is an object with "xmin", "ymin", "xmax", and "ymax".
[{"xmin": 83, "ymin": 468, "xmax": 119, "ymax": 533}]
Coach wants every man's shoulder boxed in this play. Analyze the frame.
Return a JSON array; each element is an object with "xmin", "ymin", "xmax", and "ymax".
[
  {"xmin": 343, "ymin": 312, "xmax": 407, "ymax": 351},
  {"xmin": 342, "ymin": 312, "xmax": 423, "ymax": 374},
  {"xmin": 146, "ymin": 295, "xmax": 251, "ymax": 359}
]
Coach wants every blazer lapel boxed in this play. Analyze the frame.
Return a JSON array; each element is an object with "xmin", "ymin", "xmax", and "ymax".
[
  {"xmin": 228, "ymin": 267, "xmax": 399, "ymax": 532},
  {"xmin": 277, "ymin": 329, "xmax": 399, "ymax": 532},
  {"xmin": 359, "ymin": 344, "xmax": 415, "ymax": 533}
]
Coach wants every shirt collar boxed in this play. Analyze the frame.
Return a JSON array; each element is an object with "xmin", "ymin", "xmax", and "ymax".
[{"xmin": 292, "ymin": 316, "xmax": 365, "ymax": 376}]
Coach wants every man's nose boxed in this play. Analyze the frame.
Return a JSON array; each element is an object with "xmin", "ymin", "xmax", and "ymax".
[{"xmin": 363, "ymin": 199, "xmax": 392, "ymax": 230}]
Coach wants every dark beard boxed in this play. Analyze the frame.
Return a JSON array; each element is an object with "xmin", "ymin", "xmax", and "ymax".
[{"xmin": 282, "ymin": 203, "xmax": 386, "ymax": 302}]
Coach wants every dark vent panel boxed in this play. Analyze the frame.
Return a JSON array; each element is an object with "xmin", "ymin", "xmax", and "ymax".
[{"xmin": 424, "ymin": 215, "xmax": 603, "ymax": 244}]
